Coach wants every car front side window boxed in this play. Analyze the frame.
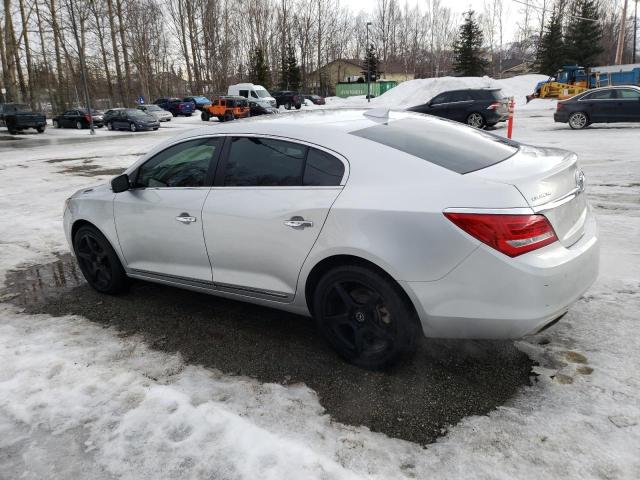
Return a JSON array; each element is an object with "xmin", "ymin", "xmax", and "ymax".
[{"xmin": 135, "ymin": 138, "xmax": 220, "ymax": 188}]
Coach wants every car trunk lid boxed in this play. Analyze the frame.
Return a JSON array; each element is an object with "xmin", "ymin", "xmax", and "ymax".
[{"xmin": 470, "ymin": 145, "xmax": 587, "ymax": 247}]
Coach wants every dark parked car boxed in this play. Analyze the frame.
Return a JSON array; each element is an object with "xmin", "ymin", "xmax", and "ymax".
[
  {"xmin": 183, "ymin": 96, "xmax": 212, "ymax": 111},
  {"xmin": 52, "ymin": 109, "xmax": 104, "ymax": 129},
  {"xmin": 153, "ymin": 97, "xmax": 195, "ymax": 117},
  {"xmin": 271, "ymin": 90, "xmax": 303, "ymax": 110},
  {"xmin": 303, "ymin": 94, "xmax": 325, "ymax": 105},
  {"xmin": 249, "ymin": 100, "xmax": 278, "ymax": 116},
  {"xmin": 0, "ymin": 103, "xmax": 46, "ymax": 134},
  {"xmin": 554, "ymin": 86, "xmax": 640, "ymax": 129},
  {"xmin": 407, "ymin": 88, "xmax": 509, "ymax": 128},
  {"xmin": 104, "ymin": 108, "xmax": 159, "ymax": 132}
]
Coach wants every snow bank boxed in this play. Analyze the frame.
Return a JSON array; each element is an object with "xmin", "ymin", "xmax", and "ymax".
[{"xmin": 325, "ymin": 74, "xmax": 549, "ymax": 109}]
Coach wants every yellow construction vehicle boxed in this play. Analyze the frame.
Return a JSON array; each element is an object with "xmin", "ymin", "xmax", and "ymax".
[{"xmin": 526, "ymin": 65, "xmax": 589, "ymax": 102}]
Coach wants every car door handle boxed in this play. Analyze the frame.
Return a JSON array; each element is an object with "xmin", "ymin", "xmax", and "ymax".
[
  {"xmin": 284, "ymin": 217, "xmax": 313, "ymax": 228},
  {"xmin": 176, "ymin": 213, "xmax": 197, "ymax": 224}
]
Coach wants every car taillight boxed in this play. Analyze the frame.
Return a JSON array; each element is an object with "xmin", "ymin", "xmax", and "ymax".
[
  {"xmin": 486, "ymin": 102, "xmax": 501, "ymax": 110},
  {"xmin": 444, "ymin": 213, "xmax": 558, "ymax": 257},
  {"xmin": 557, "ymin": 102, "xmax": 564, "ymax": 110}
]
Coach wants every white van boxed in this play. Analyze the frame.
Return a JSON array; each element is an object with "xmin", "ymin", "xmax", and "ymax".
[{"xmin": 228, "ymin": 83, "xmax": 277, "ymax": 109}]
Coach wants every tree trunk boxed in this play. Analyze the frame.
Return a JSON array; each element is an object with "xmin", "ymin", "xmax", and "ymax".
[
  {"xmin": 18, "ymin": 0, "xmax": 34, "ymax": 108},
  {"xmin": 116, "ymin": 0, "xmax": 132, "ymax": 102},
  {"xmin": 3, "ymin": 0, "xmax": 19, "ymax": 101},
  {"xmin": 49, "ymin": 0, "xmax": 66, "ymax": 110}
]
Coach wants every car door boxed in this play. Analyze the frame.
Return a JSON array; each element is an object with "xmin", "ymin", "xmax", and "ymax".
[
  {"xmin": 62, "ymin": 110, "xmax": 76, "ymax": 127},
  {"xmin": 114, "ymin": 137, "xmax": 222, "ymax": 281},
  {"xmin": 448, "ymin": 91, "xmax": 474, "ymax": 122},
  {"xmin": 201, "ymin": 136, "xmax": 347, "ymax": 298},
  {"xmin": 580, "ymin": 89, "xmax": 616, "ymax": 122},
  {"xmin": 616, "ymin": 88, "xmax": 640, "ymax": 121}
]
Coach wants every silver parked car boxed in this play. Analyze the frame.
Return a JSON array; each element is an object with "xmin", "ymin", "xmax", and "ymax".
[
  {"xmin": 137, "ymin": 104, "xmax": 173, "ymax": 122},
  {"xmin": 63, "ymin": 109, "xmax": 599, "ymax": 368}
]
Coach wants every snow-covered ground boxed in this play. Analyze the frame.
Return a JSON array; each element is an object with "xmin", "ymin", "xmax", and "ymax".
[{"xmin": 1, "ymin": 76, "xmax": 639, "ymax": 479}]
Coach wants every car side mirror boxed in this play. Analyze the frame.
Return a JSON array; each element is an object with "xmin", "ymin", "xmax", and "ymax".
[{"xmin": 111, "ymin": 173, "xmax": 130, "ymax": 193}]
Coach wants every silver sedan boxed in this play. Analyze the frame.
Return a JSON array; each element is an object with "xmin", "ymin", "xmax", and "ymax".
[
  {"xmin": 63, "ymin": 109, "xmax": 599, "ymax": 368},
  {"xmin": 136, "ymin": 104, "xmax": 172, "ymax": 122}
]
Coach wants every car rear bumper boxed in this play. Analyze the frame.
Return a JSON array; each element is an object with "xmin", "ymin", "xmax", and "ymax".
[
  {"xmin": 554, "ymin": 111, "xmax": 569, "ymax": 123},
  {"xmin": 402, "ymin": 211, "xmax": 599, "ymax": 339}
]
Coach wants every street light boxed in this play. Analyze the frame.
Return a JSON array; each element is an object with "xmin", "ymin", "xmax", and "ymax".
[{"xmin": 366, "ymin": 21, "xmax": 372, "ymax": 103}]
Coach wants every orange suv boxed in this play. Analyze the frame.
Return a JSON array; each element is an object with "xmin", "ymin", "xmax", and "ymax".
[{"xmin": 201, "ymin": 96, "xmax": 250, "ymax": 122}]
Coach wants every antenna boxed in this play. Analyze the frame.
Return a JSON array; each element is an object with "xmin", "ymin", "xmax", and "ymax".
[{"xmin": 363, "ymin": 108, "xmax": 390, "ymax": 120}]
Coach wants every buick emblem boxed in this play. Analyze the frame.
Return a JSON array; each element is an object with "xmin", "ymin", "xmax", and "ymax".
[
  {"xmin": 575, "ymin": 169, "xmax": 586, "ymax": 193},
  {"xmin": 355, "ymin": 311, "xmax": 366, "ymax": 323}
]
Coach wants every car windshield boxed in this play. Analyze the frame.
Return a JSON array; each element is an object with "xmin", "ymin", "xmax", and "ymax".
[
  {"xmin": 350, "ymin": 116, "xmax": 518, "ymax": 174},
  {"xmin": 255, "ymin": 89, "xmax": 270, "ymax": 98}
]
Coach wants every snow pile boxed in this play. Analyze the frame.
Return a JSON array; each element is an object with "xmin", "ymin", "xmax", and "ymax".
[{"xmin": 324, "ymin": 74, "xmax": 549, "ymax": 109}]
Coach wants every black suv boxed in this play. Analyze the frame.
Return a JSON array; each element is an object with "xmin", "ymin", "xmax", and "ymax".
[
  {"xmin": 271, "ymin": 91, "xmax": 302, "ymax": 110},
  {"xmin": 0, "ymin": 103, "xmax": 47, "ymax": 134},
  {"xmin": 407, "ymin": 88, "xmax": 509, "ymax": 128}
]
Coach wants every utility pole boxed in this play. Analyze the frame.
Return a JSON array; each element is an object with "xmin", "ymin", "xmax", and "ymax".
[
  {"xmin": 615, "ymin": 0, "xmax": 629, "ymax": 65},
  {"xmin": 634, "ymin": 0, "xmax": 638, "ymax": 62},
  {"xmin": 366, "ymin": 21, "xmax": 372, "ymax": 103}
]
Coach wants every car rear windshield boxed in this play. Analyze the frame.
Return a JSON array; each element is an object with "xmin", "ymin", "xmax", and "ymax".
[{"xmin": 350, "ymin": 117, "xmax": 518, "ymax": 174}]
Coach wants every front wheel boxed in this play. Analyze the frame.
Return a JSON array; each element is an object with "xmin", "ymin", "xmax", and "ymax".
[
  {"xmin": 201, "ymin": 111, "xmax": 210, "ymax": 121},
  {"xmin": 53, "ymin": 119, "xmax": 60, "ymax": 128},
  {"xmin": 129, "ymin": 123, "xmax": 137, "ymax": 132},
  {"xmin": 73, "ymin": 225, "xmax": 129, "ymax": 294},
  {"xmin": 76, "ymin": 120, "xmax": 83, "ymax": 130},
  {"xmin": 36, "ymin": 126, "xmax": 45, "ymax": 133},
  {"xmin": 568, "ymin": 112, "xmax": 589, "ymax": 130},
  {"xmin": 107, "ymin": 122, "xmax": 113, "ymax": 130},
  {"xmin": 285, "ymin": 102, "xmax": 292, "ymax": 110},
  {"xmin": 313, "ymin": 265, "xmax": 419, "ymax": 369},
  {"xmin": 466, "ymin": 112, "xmax": 486, "ymax": 129}
]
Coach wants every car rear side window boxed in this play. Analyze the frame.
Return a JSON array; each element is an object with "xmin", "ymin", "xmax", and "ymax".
[
  {"xmin": 303, "ymin": 149, "xmax": 344, "ymax": 186},
  {"xmin": 136, "ymin": 138, "xmax": 220, "ymax": 188},
  {"xmin": 618, "ymin": 89, "xmax": 640, "ymax": 99},
  {"xmin": 224, "ymin": 137, "xmax": 306, "ymax": 186},
  {"xmin": 350, "ymin": 117, "xmax": 518, "ymax": 174}
]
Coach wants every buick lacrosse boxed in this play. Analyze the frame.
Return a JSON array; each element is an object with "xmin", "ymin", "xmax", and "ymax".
[{"xmin": 63, "ymin": 109, "xmax": 599, "ymax": 368}]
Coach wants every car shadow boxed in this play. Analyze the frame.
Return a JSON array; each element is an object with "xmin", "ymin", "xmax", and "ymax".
[{"xmin": 3, "ymin": 254, "xmax": 534, "ymax": 446}]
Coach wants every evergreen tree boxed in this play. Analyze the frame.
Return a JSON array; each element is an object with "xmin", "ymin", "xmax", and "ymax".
[
  {"xmin": 535, "ymin": 7, "xmax": 566, "ymax": 76},
  {"xmin": 361, "ymin": 44, "xmax": 379, "ymax": 81},
  {"xmin": 452, "ymin": 10, "xmax": 488, "ymax": 76},
  {"xmin": 564, "ymin": 0, "xmax": 602, "ymax": 67},
  {"xmin": 280, "ymin": 42, "xmax": 301, "ymax": 90},
  {"xmin": 249, "ymin": 47, "xmax": 270, "ymax": 87}
]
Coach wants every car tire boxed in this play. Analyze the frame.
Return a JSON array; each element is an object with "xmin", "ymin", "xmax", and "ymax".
[
  {"xmin": 36, "ymin": 126, "xmax": 45, "ymax": 133},
  {"xmin": 8, "ymin": 128, "xmax": 17, "ymax": 135},
  {"xmin": 295, "ymin": 104, "xmax": 301, "ymax": 110},
  {"xmin": 224, "ymin": 112, "xmax": 233, "ymax": 122},
  {"xmin": 313, "ymin": 264, "xmax": 419, "ymax": 369},
  {"xmin": 76, "ymin": 120, "xmax": 83, "ymax": 130},
  {"xmin": 107, "ymin": 122, "xmax": 113, "ymax": 131},
  {"xmin": 172, "ymin": 112, "xmax": 178, "ymax": 117},
  {"xmin": 285, "ymin": 102, "xmax": 292, "ymax": 110},
  {"xmin": 73, "ymin": 225, "xmax": 129, "ymax": 294},
  {"xmin": 53, "ymin": 119, "xmax": 60, "ymax": 128},
  {"xmin": 568, "ymin": 112, "xmax": 589, "ymax": 130},
  {"xmin": 466, "ymin": 112, "xmax": 486, "ymax": 129},
  {"xmin": 201, "ymin": 111, "xmax": 210, "ymax": 121}
]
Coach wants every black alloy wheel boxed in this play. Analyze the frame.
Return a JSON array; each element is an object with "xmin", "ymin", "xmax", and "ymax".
[
  {"xmin": 73, "ymin": 226, "xmax": 129, "ymax": 294},
  {"xmin": 314, "ymin": 265, "xmax": 418, "ymax": 369}
]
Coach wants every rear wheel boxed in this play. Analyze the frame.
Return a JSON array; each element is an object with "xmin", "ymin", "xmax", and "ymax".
[
  {"xmin": 295, "ymin": 104, "xmax": 301, "ymax": 110},
  {"xmin": 171, "ymin": 112, "xmax": 178, "ymax": 117},
  {"xmin": 76, "ymin": 120, "xmax": 83, "ymax": 130},
  {"xmin": 53, "ymin": 119, "xmax": 60, "ymax": 128},
  {"xmin": 313, "ymin": 265, "xmax": 419, "ymax": 369},
  {"xmin": 36, "ymin": 126, "xmax": 45, "ymax": 133},
  {"xmin": 73, "ymin": 225, "xmax": 129, "ymax": 294},
  {"xmin": 224, "ymin": 112, "xmax": 234, "ymax": 122},
  {"xmin": 568, "ymin": 112, "xmax": 589, "ymax": 129},
  {"xmin": 466, "ymin": 112, "xmax": 486, "ymax": 129},
  {"xmin": 129, "ymin": 122, "xmax": 137, "ymax": 132},
  {"xmin": 285, "ymin": 102, "xmax": 292, "ymax": 110}
]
